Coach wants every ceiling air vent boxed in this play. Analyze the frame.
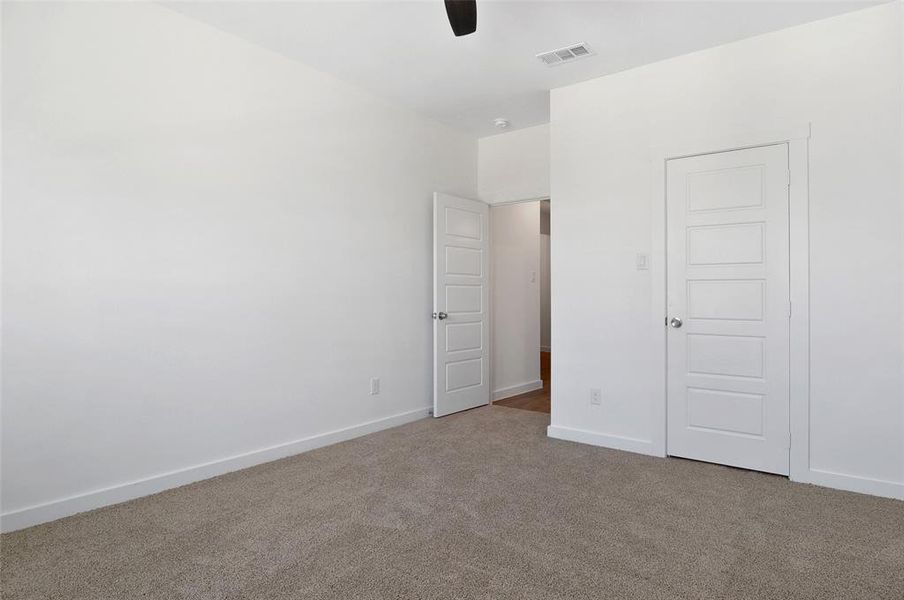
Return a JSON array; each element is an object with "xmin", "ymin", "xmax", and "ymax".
[{"xmin": 536, "ymin": 43, "xmax": 594, "ymax": 67}]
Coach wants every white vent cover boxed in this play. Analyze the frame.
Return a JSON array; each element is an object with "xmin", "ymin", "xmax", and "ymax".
[{"xmin": 536, "ymin": 43, "xmax": 594, "ymax": 66}]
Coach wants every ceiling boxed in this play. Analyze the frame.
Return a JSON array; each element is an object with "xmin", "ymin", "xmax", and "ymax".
[{"xmin": 166, "ymin": 0, "xmax": 880, "ymax": 137}]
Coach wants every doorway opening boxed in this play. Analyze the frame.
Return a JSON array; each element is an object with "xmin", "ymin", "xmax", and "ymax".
[
  {"xmin": 492, "ymin": 199, "xmax": 551, "ymax": 415},
  {"xmin": 431, "ymin": 193, "xmax": 550, "ymax": 419}
]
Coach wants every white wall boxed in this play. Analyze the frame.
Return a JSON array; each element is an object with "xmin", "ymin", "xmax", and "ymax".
[
  {"xmin": 540, "ymin": 234, "xmax": 551, "ymax": 353},
  {"xmin": 549, "ymin": 2, "xmax": 904, "ymax": 499},
  {"xmin": 540, "ymin": 200, "xmax": 551, "ymax": 353},
  {"xmin": 478, "ymin": 124, "xmax": 550, "ymax": 205},
  {"xmin": 491, "ymin": 202, "xmax": 541, "ymax": 399},
  {"xmin": 1, "ymin": 2, "xmax": 476, "ymax": 531},
  {"xmin": 899, "ymin": 0, "xmax": 904, "ymax": 495}
]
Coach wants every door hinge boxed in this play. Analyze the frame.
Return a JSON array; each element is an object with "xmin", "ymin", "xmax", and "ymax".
[{"xmin": 788, "ymin": 301, "xmax": 792, "ymax": 318}]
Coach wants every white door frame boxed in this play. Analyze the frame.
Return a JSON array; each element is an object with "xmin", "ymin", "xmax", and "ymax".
[{"xmin": 649, "ymin": 124, "xmax": 811, "ymax": 483}]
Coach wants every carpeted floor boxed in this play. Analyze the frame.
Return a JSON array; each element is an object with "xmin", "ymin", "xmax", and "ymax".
[{"xmin": 2, "ymin": 406, "xmax": 903, "ymax": 599}]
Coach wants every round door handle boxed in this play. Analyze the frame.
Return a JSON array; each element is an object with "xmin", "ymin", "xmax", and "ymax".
[
  {"xmin": 670, "ymin": 317, "xmax": 683, "ymax": 328},
  {"xmin": 435, "ymin": 311, "xmax": 448, "ymax": 320}
]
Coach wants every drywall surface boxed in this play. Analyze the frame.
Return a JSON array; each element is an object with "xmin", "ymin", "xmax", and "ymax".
[
  {"xmin": 491, "ymin": 202, "xmax": 541, "ymax": 399},
  {"xmin": 540, "ymin": 234, "xmax": 551, "ymax": 352},
  {"xmin": 478, "ymin": 124, "xmax": 550, "ymax": 205},
  {"xmin": 550, "ymin": 2, "xmax": 903, "ymax": 497},
  {"xmin": 1, "ymin": 2, "xmax": 476, "ymax": 530},
  {"xmin": 899, "ymin": 0, "xmax": 904, "ymax": 494}
]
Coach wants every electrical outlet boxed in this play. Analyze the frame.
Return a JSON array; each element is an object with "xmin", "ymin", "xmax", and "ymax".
[
  {"xmin": 370, "ymin": 377, "xmax": 380, "ymax": 395},
  {"xmin": 590, "ymin": 388, "xmax": 602, "ymax": 406}
]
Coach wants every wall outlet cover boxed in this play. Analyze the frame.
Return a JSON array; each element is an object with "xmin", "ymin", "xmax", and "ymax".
[{"xmin": 590, "ymin": 388, "xmax": 602, "ymax": 406}]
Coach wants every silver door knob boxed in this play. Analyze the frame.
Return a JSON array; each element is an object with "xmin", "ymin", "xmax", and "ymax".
[
  {"xmin": 670, "ymin": 317, "xmax": 683, "ymax": 328},
  {"xmin": 434, "ymin": 312, "xmax": 448, "ymax": 320}
]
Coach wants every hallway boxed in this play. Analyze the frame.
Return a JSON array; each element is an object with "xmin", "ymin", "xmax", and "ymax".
[{"xmin": 494, "ymin": 352, "xmax": 550, "ymax": 414}]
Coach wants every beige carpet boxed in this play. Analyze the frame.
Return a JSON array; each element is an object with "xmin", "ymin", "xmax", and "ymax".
[{"xmin": 2, "ymin": 406, "xmax": 903, "ymax": 599}]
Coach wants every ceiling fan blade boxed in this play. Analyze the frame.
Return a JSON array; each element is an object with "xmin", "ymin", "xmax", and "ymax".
[{"xmin": 444, "ymin": 0, "xmax": 477, "ymax": 37}]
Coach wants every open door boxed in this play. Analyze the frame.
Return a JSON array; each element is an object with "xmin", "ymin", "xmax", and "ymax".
[{"xmin": 433, "ymin": 192, "xmax": 490, "ymax": 417}]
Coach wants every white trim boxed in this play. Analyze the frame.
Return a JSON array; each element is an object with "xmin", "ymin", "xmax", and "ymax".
[
  {"xmin": 650, "ymin": 123, "xmax": 811, "ymax": 162},
  {"xmin": 493, "ymin": 379, "xmax": 543, "ymax": 401},
  {"xmin": 650, "ymin": 153, "xmax": 668, "ymax": 457},
  {"xmin": 487, "ymin": 200, "xmax": 495, "ymax": 412},
  {"xmin": 650, "ymin": 124, "xmax": 812, "ymax": 473},
  {"xmin": 547, "ymin": 425, "xmax": 658, "ymax": 457},
  {"xmin": 899, "ymin": 0, "xmax": 904, "ymax": 504},
  {"xmin": 0, "ymin": 407, "xmax": 430, "ymax": 533},
  {"xmin": 805, "ymin": 469, "xmax": 904, "ymax": 501},
  {"xmin": 900, "ymin": 0, "xmax": 904, "ymax": 501},
  {"xmin": 486, "ymin": 196, "xmax": 550, "ymax": 207},
  {"xmin": 787, "ymin": 138, "xmax": 811, "ymax": 483}
]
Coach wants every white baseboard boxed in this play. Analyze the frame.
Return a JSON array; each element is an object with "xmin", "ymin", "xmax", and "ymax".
[
  {"xmin": 0, "ymin": 407, "xmax": 430, "ymax": 533},
  {"xmin": 801, "ymin": 468, "xmax": 904, "ymax": 501},
  {"xmin": 549, "ymin": 425, "xmax": 903, "ymax": 501},
  {"xmin": 493, "ymin": 379, "xmax": 543, "ymax": 401},
  {"xmin": 546, "ymin": 425, "xmax": 660, "ymax": 457}
]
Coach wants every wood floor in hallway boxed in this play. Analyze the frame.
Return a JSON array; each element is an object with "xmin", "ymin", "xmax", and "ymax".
[{"xmin": 494, "ymin": 351, "xmax": 550, "ymax": 414}]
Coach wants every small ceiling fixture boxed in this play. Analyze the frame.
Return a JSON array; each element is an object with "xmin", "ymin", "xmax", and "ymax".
[
  {"xmin": 493, "ymin": 118, "xmax": 510, "ymax": 130},
  {"xmin": 536, "ymin": 43, "xmax": 594, "ymax": 67}
]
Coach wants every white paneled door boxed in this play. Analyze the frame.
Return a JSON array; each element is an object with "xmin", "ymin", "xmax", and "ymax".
[
  {"xmin": 666, "ymin": 144, "xmax": 791, "ymax": 475},
  {"xmin": 433, "ymin": 193, "xmax": 490, "ymax": 417}
]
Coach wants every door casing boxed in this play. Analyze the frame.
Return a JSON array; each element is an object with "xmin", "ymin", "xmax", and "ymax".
[{"xmin": 650, "ymin": 124, "xmax": 811, "ymax": 483}]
